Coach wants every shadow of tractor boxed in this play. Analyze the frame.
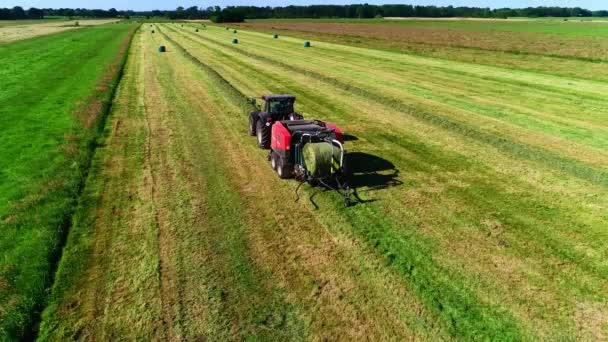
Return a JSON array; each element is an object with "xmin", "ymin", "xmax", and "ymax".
[
  {"xmin": 347, "ymin": 152, "xmax": 401, "ymax": 189},
  {"xmin": 344, "ymin": 151, "xmax": 402, "ymax": 205}
]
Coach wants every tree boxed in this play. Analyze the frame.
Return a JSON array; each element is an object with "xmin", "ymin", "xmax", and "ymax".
[
  {"xmin": 27, "ymin": 7, "xmax": 43, "ymax": 19},
  {"xmin": 11, "ymin": 6, "xmax": 26, "ymax": 19}
]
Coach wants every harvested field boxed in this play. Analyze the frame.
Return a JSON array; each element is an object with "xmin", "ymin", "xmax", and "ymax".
[
  {"xmin": 235, "ymin": 20, "xmax": 608, "ymax": 81},
  {"xmin": 0, "ymin": 19, "xmax": 121, "ymax": 43}
]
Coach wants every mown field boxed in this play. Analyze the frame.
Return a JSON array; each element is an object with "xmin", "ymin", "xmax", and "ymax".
[
  {"xmin": 1, "ymin": 17, "xmax": 606, "ymax": 340},
  {"xmin": 0, "ymin": 19, "xmax": 120, "ymax": 43},
  {"xmin": 236, "ymin": 18, "xmax": 608, "ymax": 82},
  {"xmin": 33, "ymin": 19, "xmax": 608, "ymax": 340},
  {"xmin": 0, "ymin": 22, "xmax": 136, "ymax": 338}
]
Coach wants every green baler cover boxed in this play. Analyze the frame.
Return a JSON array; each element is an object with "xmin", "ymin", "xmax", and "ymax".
[{"xmin": 302, "ymin": 142, "xmax": 341, "ymax": 178}]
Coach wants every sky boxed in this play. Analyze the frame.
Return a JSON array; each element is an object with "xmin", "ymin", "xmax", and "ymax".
[{"xmin": 0, "ymin": 0, "xmax": 605, "ymax": 12}]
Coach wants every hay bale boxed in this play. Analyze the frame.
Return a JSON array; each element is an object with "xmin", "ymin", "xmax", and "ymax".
[
  {"xmin": 232, "ymin": 38, "xmax": 239, "ymax": 44},
  {"xmin": 151, "ymin": 30, "xmax": 155, "ymax": 33},
  {"xmin": 233, "ymin": 29, "xmax": 237, "ymax": 33},
  {"xmin": 195, "ymin": 28, "xmax": 199, "ymax": 32},
  {"xmin": 302, "ymin": 142, "xmax": 340, "ymax": 178},
  {"xmin": 273, "ymin": 34, "xmax": 278, "ymax": 39},
  {"xmin": 158, "ymin": 45, "xmax": 166, "ymax": 53},
  {"xmin": 304, "ymin": 41, "xmax": 311, "ymax": 47}
]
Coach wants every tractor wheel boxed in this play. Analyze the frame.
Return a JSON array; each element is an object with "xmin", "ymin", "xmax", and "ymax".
[
  {"xmin": 248, "ymin": 112, "xmax": 257, "ymax": 136},
  {"xmin": 276, "ymin": 157, "xmax": 293, "ymax": 179},
  {"xmin": 256, "ymin": 120, "xmax": 270, "ymax": 149},
  {"xmin": 270, "ymin": 151, "xmax": 278, "ymax": 170}
]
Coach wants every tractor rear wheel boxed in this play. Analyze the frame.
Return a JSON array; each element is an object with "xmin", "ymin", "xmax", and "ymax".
[
  {"xmin": 248, "ymin": 112, "xmax": 257, "ymax": 136},
  {"xmin": 276, "ymin": 157, "xmax": 293, "ymax": 179},
  {"xmin": 256, "ymin": 120, "xmax": 270, "ymax": 149}
]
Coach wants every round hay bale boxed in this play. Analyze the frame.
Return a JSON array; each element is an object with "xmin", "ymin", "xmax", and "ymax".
[
  {"xmin": 302, "ymin": 142, "xmax": 339, "ymax": 178},
  {"xmin": 304, "ymin": 41, "xmax": 311, "ymax": 47},
  {"xmin": 195, "ymin": 28, "xmax": 199, "ymax": 32},
  {"xmin": 273, "ymin": 34, "xmax": 278, "ymax": 39},
  {"xmin": 158, "ymin": 45, "xmax": 166, "ymax": 53},
  {"xmin": 151, "ymin": 30, "xmax": 155, "ymax": 33},
  {"xmin": 233, "ymin": 29, "xmax": 237, "ymax": 33},
  {"xmin": 232, "ymin": 38, "xmax": 239, "ymax": 44}
]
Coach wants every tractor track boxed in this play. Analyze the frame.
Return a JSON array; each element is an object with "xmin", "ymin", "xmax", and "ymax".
[{"xmin": 166, "ymin": 24, "xmax": 608, "ymax": 189}]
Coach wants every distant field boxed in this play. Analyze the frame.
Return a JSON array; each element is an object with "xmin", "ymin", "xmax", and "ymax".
[
  {"xmin": 0, "ymin": 23, "xmax": 136, "ymax": 339},
  {"xmin": 247, "ymin": 17, "xmax": 608, "ymax": 35},
  {"xmin": 235, "ymin": 19, "xmax": 608, "ymax": 81},
  {"xmin": 0, "ymin": 19, "xmax": 64, "ymax": 28},
  {"xmin": 0, "ymin": 19, "xmax": 121, "ymax": 43}
]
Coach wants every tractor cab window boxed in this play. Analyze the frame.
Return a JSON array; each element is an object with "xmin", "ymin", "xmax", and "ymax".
[{"xmin": 268, "ymin": 99, "xmax": 294, "ymax": 115}]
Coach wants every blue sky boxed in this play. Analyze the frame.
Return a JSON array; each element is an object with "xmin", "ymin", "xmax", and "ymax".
[{"xmin": 1, "ymin": 0, "xmax": 605, "ymax": 11}]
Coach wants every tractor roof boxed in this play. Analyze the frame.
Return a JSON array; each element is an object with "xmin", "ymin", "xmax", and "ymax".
[{"xmin": 262, "ymin": 94, "xmax": 295, "ymax": 101}]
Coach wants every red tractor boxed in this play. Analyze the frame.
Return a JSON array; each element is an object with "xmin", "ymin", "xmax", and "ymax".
[
  {"xmin": 248, "ymin": 94, "xmax": 303, "ymax": 148},
  {"xmin": 248, "ymin": 94, "xmax": 352, "ymax": 206}
]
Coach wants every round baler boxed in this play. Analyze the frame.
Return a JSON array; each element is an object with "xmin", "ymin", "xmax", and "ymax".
[{"xmin": 270, "ymin": 119, "xmax": 351, "ymax": 206}]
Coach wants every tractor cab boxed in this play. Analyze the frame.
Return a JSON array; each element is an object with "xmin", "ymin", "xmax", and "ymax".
[
  {"xmin": 263, "ymin": 95, "xmax": 295, "ymax": 119},
  {"xmin": 249, "ymin": 94, "xmax": 303, "ymax": 148}
]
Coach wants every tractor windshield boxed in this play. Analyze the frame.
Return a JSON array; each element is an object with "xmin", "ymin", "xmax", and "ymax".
[{"xmin": 268, "ymin": 99, "xmax": 294, "ymax": 115}]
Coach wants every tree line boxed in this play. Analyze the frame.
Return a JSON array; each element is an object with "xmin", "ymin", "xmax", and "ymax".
[
  {"xmin": 1, "ymin": 5, "xmax": 607, "ymax": 22},
  {"xmin": 210, "ymin": 5, "xmax": 607, "ymax": 22}
]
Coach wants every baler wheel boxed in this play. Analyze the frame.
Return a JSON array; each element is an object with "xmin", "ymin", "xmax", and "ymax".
[
  {"xmin": 256, "ymin": 120, "xmax": 270, "ymax": 149},
  {"xmin": 277, "ymin": 158, "xmax": 293, "ymax": 179},
  {"xmin": 271, "ymin": 152, "xmax": 278, "ymax": 170}
]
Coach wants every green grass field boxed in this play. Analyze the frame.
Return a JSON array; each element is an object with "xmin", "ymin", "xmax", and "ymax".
[
  {"xmin": 2, "ymin": 18, "xmax": 607, "ymax": 339},
  {"xmin": 0, "ymin": 23, "xmax": 136, "ymax": 339}
]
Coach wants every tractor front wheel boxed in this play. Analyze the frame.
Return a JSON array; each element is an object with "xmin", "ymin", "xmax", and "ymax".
[{"xmin": 256, "ymin": 120, "xmax": 270, "ymax": 149}]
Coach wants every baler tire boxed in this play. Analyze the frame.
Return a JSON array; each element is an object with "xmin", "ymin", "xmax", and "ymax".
[
  {"xmin": 256, "ymin": 120, "xmax": 270, "ymax": 149},
  {"xmin": 277, "ymin": 158, "xmax": 293, "ymax": 179},
  {"xmin": 271, "ymin": 151, "xmax": 278, "ymax": 170}
]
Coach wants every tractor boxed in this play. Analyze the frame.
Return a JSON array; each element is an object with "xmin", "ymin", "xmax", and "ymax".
[
  {"xmin": 270, "ymin": 119, "xmax": 351, "ymax": 206},
  {"xmin": 248, "ymin": 94, "xmax": 303, "ymax": 148}
]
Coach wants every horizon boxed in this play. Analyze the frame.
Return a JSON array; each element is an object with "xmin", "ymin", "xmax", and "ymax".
[{"xmin": 1, "ymin": 1, "xmax": 606, "ymax": 12}]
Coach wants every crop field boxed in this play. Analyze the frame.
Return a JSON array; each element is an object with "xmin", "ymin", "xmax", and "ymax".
[
  {"xmin": 2, "ymin": 18, "xmax": 607, "ymax": 340},
  {"xmin": 0, "ymin": 19, "xmax": 121, "ymax": 43}
]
